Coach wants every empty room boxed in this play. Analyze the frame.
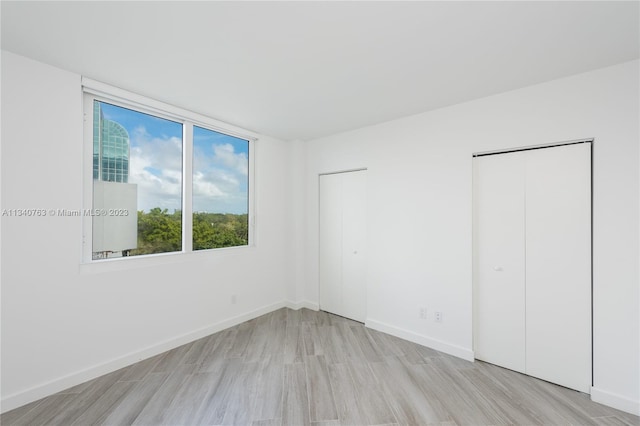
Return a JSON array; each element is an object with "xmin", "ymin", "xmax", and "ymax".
[{"xmin": 1, "ymin": 1, "xmax": 639, "ymax": 425}]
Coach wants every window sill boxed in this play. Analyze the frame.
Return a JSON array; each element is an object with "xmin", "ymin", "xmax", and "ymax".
[{"xmin": 79, "ymin": 244, "xmax": 255, "ymax": 275}]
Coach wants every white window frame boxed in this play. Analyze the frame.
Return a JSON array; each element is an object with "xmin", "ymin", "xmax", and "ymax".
[{"xmin": 82, "ymin": 78, "xmax": 256, "ymax": 264}]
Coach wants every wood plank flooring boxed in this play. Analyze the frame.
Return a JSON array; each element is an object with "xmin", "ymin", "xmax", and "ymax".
[{"xmin": 2, "ymin": 308, "xmax": 638, "ymax": 425}]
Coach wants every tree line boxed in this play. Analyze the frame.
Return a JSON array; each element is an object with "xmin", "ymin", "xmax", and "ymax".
[{"xmin": 130, "ymin": 208, "xmax": 249, "ymax": 255}]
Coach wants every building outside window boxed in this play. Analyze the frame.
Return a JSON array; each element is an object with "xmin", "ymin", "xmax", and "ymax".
[{"xmin": 93, "ymin": 102, "xmax": 130, "ymax": 183}]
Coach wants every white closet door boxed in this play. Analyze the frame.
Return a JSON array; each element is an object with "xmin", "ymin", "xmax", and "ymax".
[
  {"xmin": 473, "ymin": 152, "xmax": 527, "ymax": 373},
  {"xmin": 319, "ymin": 170, "xmax": 367, "ymax": 322},
  {"xmin": 474, "ymin": 142, "xmax": 591, "ymax": 394},
  {"xmin": 525, "ymin": 143, "xmax": 591, "ymax": 393}
]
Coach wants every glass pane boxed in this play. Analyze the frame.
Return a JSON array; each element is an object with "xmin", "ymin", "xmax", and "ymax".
[
  {"xmin": 92, "ymin": 101, "xmax": 183, "ymax": 259},
  {"xmin": 192, "ymin": 126, "xmax": 249, "ymax": 250}
]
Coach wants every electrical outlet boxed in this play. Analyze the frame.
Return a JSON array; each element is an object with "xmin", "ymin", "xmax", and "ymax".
[
  {"xmin": 419, "ymin": 307, "xmax": 428, "ymax": 319},
  {"xmin": 434, "ymin": 311, "xmax": 443, "ymax": 323},
  {"xmin": 231, "ymin": 294, "xmax": 237, "ymax": 304}
]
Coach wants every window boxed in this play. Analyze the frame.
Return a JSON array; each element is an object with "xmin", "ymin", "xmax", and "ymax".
[
  {"xmin": 192, "ymin": 126, "xmax": 249, "ymax": 250},
  {"xmin": 83, "ymin": 81, "xmax": 253, "ymax": 261}
]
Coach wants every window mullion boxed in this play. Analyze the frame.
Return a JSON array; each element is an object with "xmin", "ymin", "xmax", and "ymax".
[
  {"xmin": 183, "ymin": 123, "xmax": 194, "ymax": 253},
  {"xmin": 82, "ymin": 93, "xmax": 95, "ymax": 262}
]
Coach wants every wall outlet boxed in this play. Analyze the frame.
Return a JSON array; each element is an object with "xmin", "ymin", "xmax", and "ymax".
[
  {"xmin": 231, "ymin": 294, "xmax": 237, "ymax": 304},
  {"xmin": 419, "ymin": 307, "xmax": 428, "ymax": 319},
  {"xmin": 434, "ymin": 311, "xmax": 443, "ymax": 323}
]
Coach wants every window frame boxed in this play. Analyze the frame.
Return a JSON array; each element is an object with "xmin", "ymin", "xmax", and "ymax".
[{"xmin": 82, "ymin": 78, "xmax": 256, "ymax": 264}]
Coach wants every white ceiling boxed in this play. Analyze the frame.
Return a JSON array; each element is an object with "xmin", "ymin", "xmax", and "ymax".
[{"xmin": 2, "ymin": 1, "xmax": 638, "ymax": 141}]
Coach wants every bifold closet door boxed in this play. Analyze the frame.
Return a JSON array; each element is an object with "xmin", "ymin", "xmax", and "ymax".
[
  {"xmin": 474, "ymin": 143, "xmax": 591, "ymax": 393},
  {"xmin": 319, "ymin": 170, "xmax": 367, "ymax": 322}
]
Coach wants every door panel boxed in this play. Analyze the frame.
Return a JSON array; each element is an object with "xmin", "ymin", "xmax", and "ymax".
[
  {"xmin": 473, "ymin": 152, "xmax": 527, "ymax": 373},
  {"xmin": 341, "ymin": 170, "xmax": 367, "ymax": 322},
  {"xmin": 525, "ymin": 143, "xmax": 591, "ymax": 393}
]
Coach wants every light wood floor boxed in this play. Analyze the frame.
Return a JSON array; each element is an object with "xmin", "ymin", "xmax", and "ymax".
[{"xmin": 2, "ymin": 308, "xmax": 638, "ymax": 426}]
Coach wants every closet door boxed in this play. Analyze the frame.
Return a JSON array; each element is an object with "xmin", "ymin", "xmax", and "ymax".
[
  {"xmin": 525, "ymin": 143, "xmax": 591, "ymax": 393},
  {"xmin": 473, "ymin": 152, "xmax": 527, "ymax": 373},
  {"xmin": 473, "ymin": 143, "xmax": 591, "ymax": 393},
  {"xmin": 319, "ymin": 170, "xmax": 367, "ymax": 322}
]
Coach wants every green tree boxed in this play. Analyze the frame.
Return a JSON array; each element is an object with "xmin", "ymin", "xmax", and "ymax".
[
  {"xmin": 192, "ymin": 212, "xmax": 248, "ymax": 250},
  {"xmin": 131, "ymin": 209, "xmax": 248, "ymax": 255},
  {"xmin": 131, "ymin": 208, "xmax": 182, "ymax": 255}
]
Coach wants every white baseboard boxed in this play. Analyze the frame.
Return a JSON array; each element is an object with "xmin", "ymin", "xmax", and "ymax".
[
  {"xmin": 1, "ymin": 301, "xmax": 288, "ymax": 413},
  {"xmin": 285, "ymin": 300, "xmax": 319, "ymax": 311},
  {"xmin": 591, "ymin": 386, "xmax": 640, "ymax": 416},
  {"xmin": 366, "ymin": 318, "xmax": 475, "ymax": 362}
]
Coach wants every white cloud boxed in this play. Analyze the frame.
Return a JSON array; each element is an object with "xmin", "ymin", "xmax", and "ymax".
[
  {"xmin": 212, "ymin": 143, "xmax": 248, "ymax": 176},
  {"xmin": 129, "ymin": 129, "xmax": 248, "ymax": 214},
  {"xmin": 191, "ymin": 142, "xmax": 248, "ymax": 214},
  {"xmin": 128, "ymin": 128, "xmax": 183, "ymax": 212},
  {"xmin": 192, "ymin": 171, "xmax": 225, "ymax": 198}
]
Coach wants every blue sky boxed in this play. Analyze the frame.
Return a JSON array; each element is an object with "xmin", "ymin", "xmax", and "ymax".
[{"xmin": 99, "ymin": 101, "xmax": 249, "ymax": 214}]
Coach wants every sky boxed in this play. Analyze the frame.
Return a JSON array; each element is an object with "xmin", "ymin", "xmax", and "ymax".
[{"xmin": 99, "ymin": 101, "xmax": 249, "ymax": 214}]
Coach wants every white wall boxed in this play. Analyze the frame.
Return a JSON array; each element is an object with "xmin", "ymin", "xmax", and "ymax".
[
  {"xmin": 301, "ymin": 60, "xmax": 639, "ymax": 414},
  {"xmin": 287, "ymin": 140, "xmax": 313, "ymax": 309},
  {"xmin": 0, "ymin": 51, "xmax": 293, "ymax": 411}
]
